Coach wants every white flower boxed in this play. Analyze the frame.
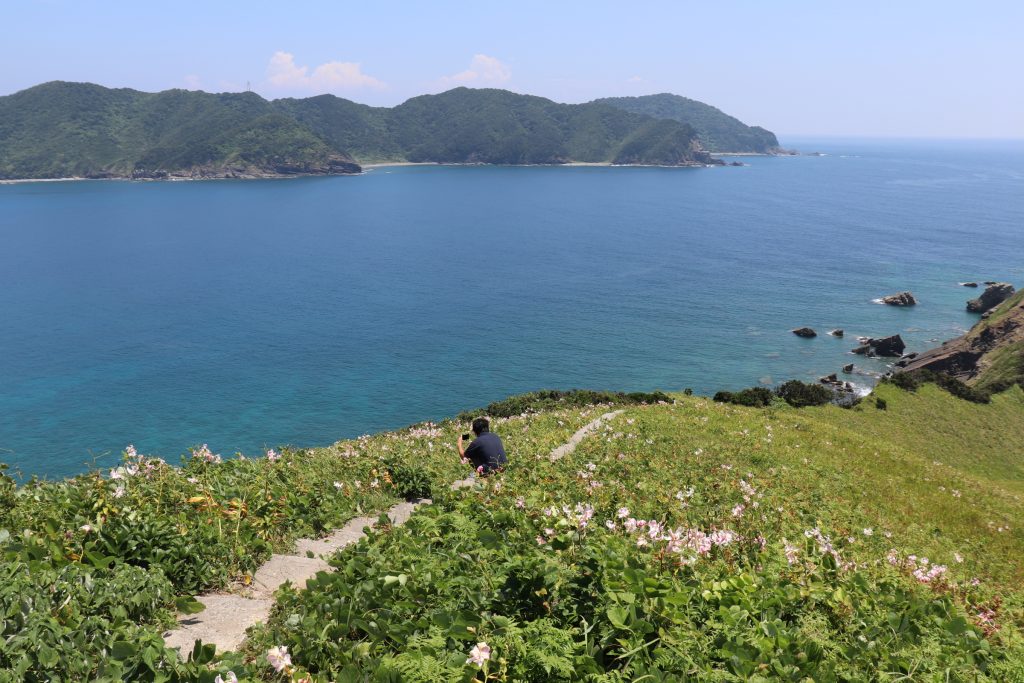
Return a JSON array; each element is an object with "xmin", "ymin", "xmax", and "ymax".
[
  {"xmin": 863, "ymin": 527, "xmax": 873, "ymax": 536},
  {"xmin": 333, "ymin": 481, "xmax": 344, "ymax": 490},
  {"xmin": 266, "ymin": 449, "xmax": 281, "ymax": 462},
  {"xmin": 215, "ymin": 673, "xmax": 238, "ymax": 683},
  {"xmin": 79, "ymin": 524, "xmax": 93, "ymax": 533},
  {"xmin": 266, "ymin": 645, "xmax": 291, "ymax": 673},
  {"xmin": 466, "ymin": 642, "xmax": 491, "ymax": 667},
  {"xmin": 113, "ymin": 485, "xmax": 126, "ymax": 498}
]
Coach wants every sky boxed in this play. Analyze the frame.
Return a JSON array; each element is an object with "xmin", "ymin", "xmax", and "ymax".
[{"xmin": 3, "ymin": 1, "xmax": 1022, "ymax": 139}]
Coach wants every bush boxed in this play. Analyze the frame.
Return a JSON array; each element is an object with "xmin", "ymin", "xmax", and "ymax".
[
  {"xmin": 714, "ymin": 381, "xmax": 832, "ymax": 409},
  {"xmin": 776, "ymin": 380, "xmax": 833, "ymax": 408},
  {"xmin": 461, "ymin": 389, "xmax": 671, "ymax": 419},
  {"xmin": 384, "ymin": 460, "xmax": 433, "ymax": 500},
  {"xmin": 876, "ymin": 397, "xmax": 888, "ymax": 410},
  {"xmin": 713, "ymin": 387, "xmax": 773, "ymax": 407}
]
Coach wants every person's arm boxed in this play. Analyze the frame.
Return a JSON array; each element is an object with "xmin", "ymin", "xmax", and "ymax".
[{"xmin": 457, "ymin": 434, "xmax": 467, "ymax": 459}]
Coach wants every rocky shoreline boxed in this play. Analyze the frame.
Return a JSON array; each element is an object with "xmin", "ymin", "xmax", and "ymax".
[{"xmin": 792, "ymin": 280, "xmax": 1021, "ymax": 401}]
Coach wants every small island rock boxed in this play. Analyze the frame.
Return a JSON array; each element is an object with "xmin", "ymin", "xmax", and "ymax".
[
  {"xmin": 842, "ymin": 363, "xmax": 854, "ymax": 373},
  {"xmin": 829, "ymin": 329, "xmax": 844, "ymax": 337},
  {"xmin": 792, "ymin": 327, "xmax": 817, "ymax": 338},
  {"xmin": 881, "ymin": 291, "xmax": 917, "ymax": 306},
  {"xmin": 960, "ymin": 282, "xmax": 979, "ymax": 288},
  {"xmin": 852, "ymin": 334, "xmax": 906, "ymax": 357},
  {"xmin": 967, "ymin": 282, "xmax": 1015, "ymax": 313}
]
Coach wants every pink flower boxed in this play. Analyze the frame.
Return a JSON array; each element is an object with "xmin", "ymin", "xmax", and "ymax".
[
  {"xmin": 783, "ymin": 539, "xmax": 800, "ymax": 565},
  {"xmin": 266, "ymin": 645, "xmax": 291, "ymax": 673},
  {"xmin": 266, "ymin": 449, "xmax": 280, "ymax": 462},
  {"xmin": 466, "ymin": 642, "xmax": 491, "ymax": 667},
  {"xmin": 514, "ymin": 497, "xmax": 525, "ymax": 509},
  {"xmin": 214, "ymin": 673, "xmax": 238, "ymax": 683}
]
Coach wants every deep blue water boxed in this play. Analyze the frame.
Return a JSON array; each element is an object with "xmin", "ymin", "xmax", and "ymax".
[{"xmin": 1, "ymin": 139, "xmax": 1022, "ymax": 478}]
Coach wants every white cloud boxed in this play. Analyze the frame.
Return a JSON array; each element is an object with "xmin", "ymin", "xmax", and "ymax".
[
  {"xmin": 439, "ymin": 54, "xmax": 511, "ymax": 87},
  {"xmin": 266, "ymin": 51, "xmax": 387, "ymax": 92},
  {"xmin": 626, "ymin": 75, "xmax": 645, "ymax": 84},
  {"xmin": 183, "ymin": 74, "xmax": 202, "ymax": 90}
]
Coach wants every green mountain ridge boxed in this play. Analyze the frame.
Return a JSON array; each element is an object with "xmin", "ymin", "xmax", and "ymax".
[
  {"xmin": 0, "ymin": 82, "xmax": 781, "ymax": 179},
  {"xmin": 594, "ymin": 93, "xmax": 782, "ymax": 153}
]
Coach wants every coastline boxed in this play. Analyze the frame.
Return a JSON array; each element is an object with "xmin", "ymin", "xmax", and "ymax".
[{"xmin": 3, "ymin": 161, "xmax": 728, "ymax": 183}]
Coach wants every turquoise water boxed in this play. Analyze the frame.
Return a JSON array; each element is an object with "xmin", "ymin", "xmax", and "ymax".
[{"xmin": 1, "ymin": 139, "xmax": 1022, "ymax": 478}]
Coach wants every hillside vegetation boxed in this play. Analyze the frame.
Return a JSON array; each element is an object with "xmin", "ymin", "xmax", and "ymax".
[
  {"xmin": 595, "ymin": 94, "xmax": 781, "ymax": 153},
  {"xmin": 1, "ymin": 382, "xmax": 1022, "ymax": 680},
  {"xmin": 0, "ymin": 82, "xmax": 783, "ymax": 179}
]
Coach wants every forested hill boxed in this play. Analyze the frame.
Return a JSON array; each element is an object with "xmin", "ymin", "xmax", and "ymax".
[
  {"xmin": 0, "ymin": 81, "xmax": 360, "ymax": 180},
  {"xmin": 0, "ymin": 83, "xmax": 783, "ymax": 179},
  {"xmin": 276, "ymin": 87, "xmax": 716, "ymax": 166},
  {"xmin": 594, "ymin": 93, "xmax": 781, "ymax": 153}
]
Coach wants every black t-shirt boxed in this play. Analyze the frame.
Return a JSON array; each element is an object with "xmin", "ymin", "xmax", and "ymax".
[{"xmin": 464, "ymin": 432, "xmax": 507, "ymax": 473}]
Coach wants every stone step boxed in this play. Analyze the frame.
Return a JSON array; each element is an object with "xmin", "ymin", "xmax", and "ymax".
[
  {"xmin": 251, "ymin": 554, "xmax": 331, "ymax": 598},
  {"xmin": 162, "ymin": 593, "xmax": 273, "ymax": 653},
  {"xmin": 293, "ymin": 515, "xmax": 376, "ymax": 558}
]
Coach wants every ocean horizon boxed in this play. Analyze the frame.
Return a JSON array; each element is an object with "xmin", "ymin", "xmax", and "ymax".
[{"xmin": 1, "ymin": 137, "xmax": 1022, "ymax": 478}]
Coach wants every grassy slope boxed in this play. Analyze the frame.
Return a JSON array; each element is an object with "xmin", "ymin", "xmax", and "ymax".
[
  {"xmin": 244, "ymin": 387, "xmax": 1024, "ymax": 680},
  {"xmin": 3, "ymin": 386, "xmax": 1022, "ymax": 679}
]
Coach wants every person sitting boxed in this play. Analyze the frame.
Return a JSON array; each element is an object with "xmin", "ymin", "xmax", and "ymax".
[{"xmin": 457, "ymin": 417, "xmax": 507, "ymax": 475}]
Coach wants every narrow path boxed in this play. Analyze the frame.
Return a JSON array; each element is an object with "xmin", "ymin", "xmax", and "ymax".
[
  {"xmin": 162, "ymin": 409, "xmax": 623, "ymax": 654},
  {"xmin": 549, "ymin": 410, "xmax": 623, "ymax": 461}
]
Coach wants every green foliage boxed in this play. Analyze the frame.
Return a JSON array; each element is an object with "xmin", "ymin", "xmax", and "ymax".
[
  {"xmin": 382, "ymin": 459, "xmax": 433, "ymax": 500},
  {"xmin": 715, "ymin": 380, "xmax": 832, "ymax": 408},
  {"xmin": 713, "ymin": 386, "xmax": 774, "ymax": 407},
  {"xmin": 775, "ymin": 379, "xmax": 834, "ymax": 407},
  {"xmin": 460, "ymin": 388, "xmax": 671, "ymax": 419},
  {"xmin": 0, "ymin": 82, "xmax": 355, "ymax": 179},
  {"xmin": 595, "ymin": 93, "xmax": 781, "ymax": 153}
]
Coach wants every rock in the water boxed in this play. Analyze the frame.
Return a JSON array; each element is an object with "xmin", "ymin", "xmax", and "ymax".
[
  {"xmin": 842, "ymin": 363, "xmax": 854, "ymax": 373},
  {"xmin": 792, "ymin": 327, "xmax": 817, "ymax": 338},
  {"xmin": 881, "ymin": 291, "xmax": 917, "ymax": 306},
  {"xmin": 852, "ymin": 334, "xmax": 906, "ymax": 357},
  {"xmin": 820, "ymin": 373, "xmax": 839, "ymax": 384},
  {"xmin": 829, "ymin": 329, "xmax": 844, "ymax": 337},
  {"xmin": 960, "ymin": 282, "xmax": 979, "ymax": 288},
  {"xmin": 967, "ymin": 283, "xmax": 1015, "ymax": 313}
]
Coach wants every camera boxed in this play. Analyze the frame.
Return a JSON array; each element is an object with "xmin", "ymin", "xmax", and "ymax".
[{"xmin": 461, "ymin": 433, "xmax": 472, "ymax": 441}]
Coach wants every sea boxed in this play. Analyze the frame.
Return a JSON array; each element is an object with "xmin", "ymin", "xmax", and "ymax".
[{"xmin": 1, "ymin": 138, "xmax": 1022, "ymax": 478}]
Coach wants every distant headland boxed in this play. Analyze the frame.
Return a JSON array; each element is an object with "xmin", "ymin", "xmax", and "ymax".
[{"xmin": 0, "ymin": 82, "xmax": 785, "ymax": 181}]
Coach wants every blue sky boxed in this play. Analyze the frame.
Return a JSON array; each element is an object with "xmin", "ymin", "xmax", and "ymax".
[{"xmin": 4, "ymin": 1, "xmax": 1022, "ymax": 138}]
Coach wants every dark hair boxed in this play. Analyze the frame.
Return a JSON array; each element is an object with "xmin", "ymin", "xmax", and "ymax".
[{"xmin": 471, "ymin": 417, "xmax": 490, "ymax": 435}]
